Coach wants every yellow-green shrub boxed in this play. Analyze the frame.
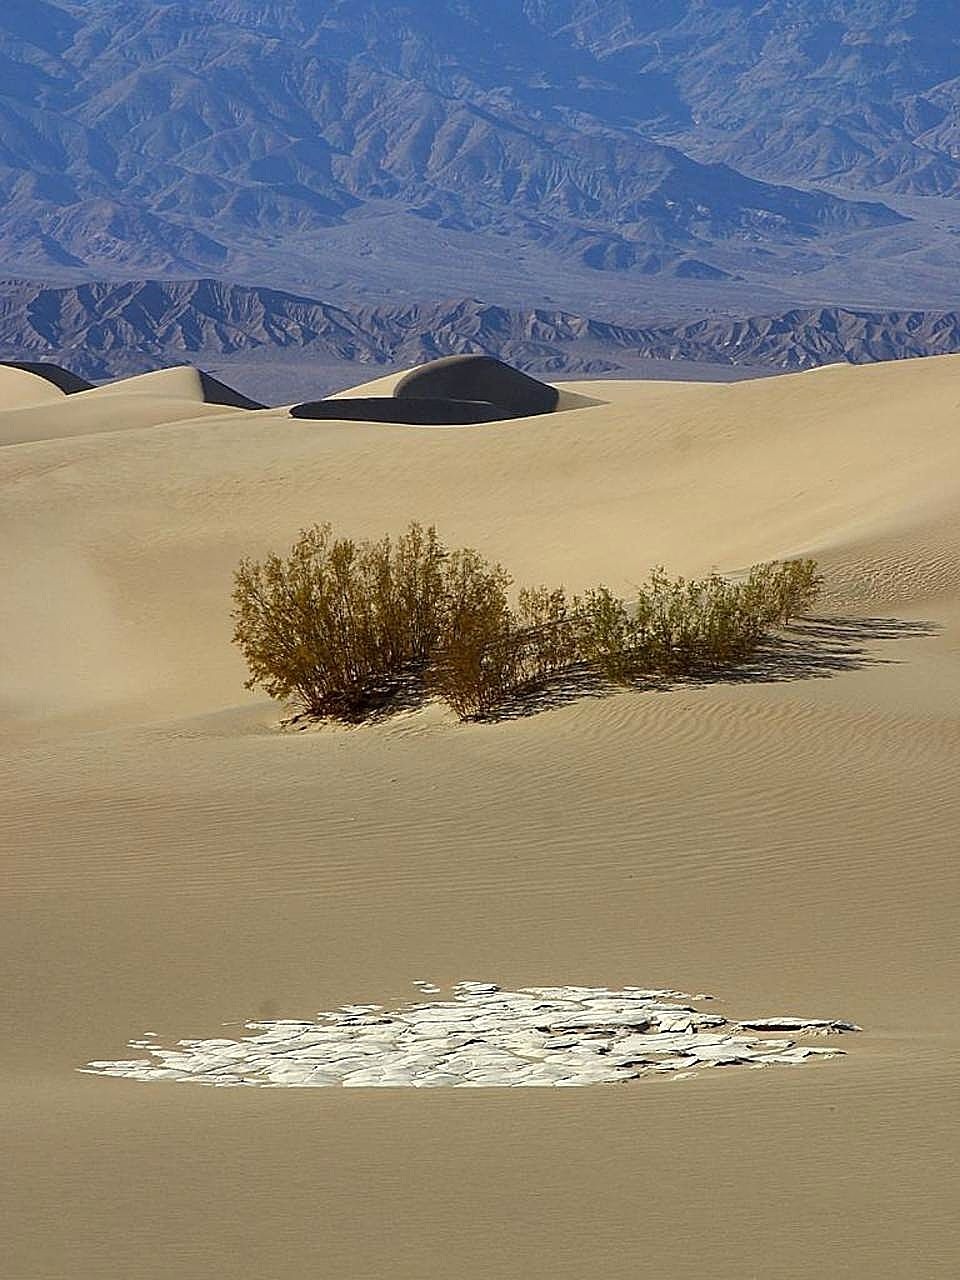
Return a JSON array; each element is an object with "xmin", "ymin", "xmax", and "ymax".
[
  {"xmin": 232, "ymin": 522, "xmax": 447, "ymax": 719},
  {"xmin": 427, "ymin": 548, "xmax": 516, "ymax": 719},
  {"xmin": 232, "ymin": 522, "xmax": 823, "ymax": 722}
]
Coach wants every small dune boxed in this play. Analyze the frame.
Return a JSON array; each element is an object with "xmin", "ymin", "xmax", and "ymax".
[
  {"xmin": 77, "ymin": 365, "xmax": 264, "ymax": 409},
  {"xmin": 0, "ymin": 361, "xmax": 93, "ymax": 395},
  {"xmin": 0, "ymin": 362, "xmax": 69, "ymax": 409}
]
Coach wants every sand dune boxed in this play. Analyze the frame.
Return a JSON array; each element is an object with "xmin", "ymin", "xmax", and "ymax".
[
  {"xmin": 0, "ymin": 364, "xmax": 281, "ymax": 447},
  {"xmin": 1, "ymin": 355, "xmax": 958, "ymax": 1278},
  {"xmin": 3, "ymin": 354, "xmax": 957, "ymax": 725},
  {"xmin": 77, "ymin": 365, "xmax": 265, "ymax": 409},
  {"xmin": 0, "ymin": 360, "xmax": 93, "ymax": 394},
  {"xmin": 76, "ymin": 365, "xmax": 218, "ymax": 401},
  {"xmin": 0, "ymin": 394, "xmax": 275, "ymax": 448},
  {"xmin": 0, "ymin": 362, "xmax": 68, "ymax": 409}
]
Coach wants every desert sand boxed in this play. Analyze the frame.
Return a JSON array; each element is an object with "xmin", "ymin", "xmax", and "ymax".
[{"xmin": 1, "ymin": 356, "xmax": 958, "ymax": 1277}]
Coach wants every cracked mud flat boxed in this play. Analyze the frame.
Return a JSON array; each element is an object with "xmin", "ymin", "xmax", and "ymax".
[{"xmin": 81, "ymin": 983, "xmax": 860, "ymax": 1088}]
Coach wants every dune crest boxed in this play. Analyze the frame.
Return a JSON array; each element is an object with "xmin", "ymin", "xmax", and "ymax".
[
  {"xmin": 0, "ymin": 363, "xmax": 68, "ymax": 410},
  {"xmin": 77, "ymin": 366, "xmax": 265, "ymax": 409}
]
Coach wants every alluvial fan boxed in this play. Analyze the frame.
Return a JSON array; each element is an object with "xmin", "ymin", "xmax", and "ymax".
[{"xmin": 81, "ymin": 984, "xmax": 860, "ymax": 1088}]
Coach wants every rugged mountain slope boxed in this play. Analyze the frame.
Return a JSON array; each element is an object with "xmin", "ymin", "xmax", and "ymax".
[
  {"xmin": 5, "ymin": 278, "xmax": 960, "ymax": 385},
  {"xmin": 0, "ymin": 0, "xmax": 906, "ymax": 293},
  {"xmin": 524, "ymin": 2, "xmax": 960, "ymax": 195}
]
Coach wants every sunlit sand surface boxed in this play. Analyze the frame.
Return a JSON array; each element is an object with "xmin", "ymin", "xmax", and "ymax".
[{"xmin": 2, "ymin": 357, "xmax": 958, "ymax": 1277}]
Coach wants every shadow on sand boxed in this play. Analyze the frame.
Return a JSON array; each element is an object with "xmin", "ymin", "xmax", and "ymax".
[
  {"xmin": 281, "ymin": 615, "xmax": 939, "ymax": 729},
  {"xmin": 479, "ymin": 614, "xmax": 940, "ymax": 723}
]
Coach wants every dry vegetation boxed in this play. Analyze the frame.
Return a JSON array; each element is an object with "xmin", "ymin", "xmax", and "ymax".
[{"xmin": 232, "ymin": 523, "xmax": 823, "ymax": 722}]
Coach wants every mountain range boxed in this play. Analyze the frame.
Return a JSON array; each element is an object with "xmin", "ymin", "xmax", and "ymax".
[
  {"xmin": 2, "ymin": 2, "xmax": 960, "ymax": 367},
  {"xmin": 3, "ymin": 3, "xmax": 960, "ymax": 308},
  {"xmin": 5, "ymin": 278, "xmax": 960, "ymax": 401}
]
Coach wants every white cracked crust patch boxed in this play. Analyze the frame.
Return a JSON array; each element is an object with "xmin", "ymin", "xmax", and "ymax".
[{"xmin": 80, "ymin": 982, "xmax": 860, "ymax": 1088}]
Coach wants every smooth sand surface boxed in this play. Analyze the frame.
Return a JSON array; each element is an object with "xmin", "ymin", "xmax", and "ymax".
[
  {"xmin": 0, "ymin": 395, "xmax": 276, "ymax": 448},
  {"xmin": 76, "ymin": 366, "xmax": 216, "ymax": 401},
  {"xmin": 0, "ymin": 363, "xmax": 68, "ymax": 408},
  {"xmin": 2, "ymin": 357, "xmax": 959, "ymax": 1277}
]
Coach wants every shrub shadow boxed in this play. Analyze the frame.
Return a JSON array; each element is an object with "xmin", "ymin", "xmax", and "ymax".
[
  {"xmin": 282, "ymin": 615, "xmax": 939, "ymax": 728},
  {"xmin": 281, "ymin": 668, "xmax": 434, "ymax": 730},
  {"xmin": 472, "ymin": 665, "xmax": 616, "ymax": 722},
  {"xmin": 682, "ymin": 615, "xmax": 940, "ymax": 689},
  {"xmin": 477, "ymin": 614, "xmax": 940, "ymax": 722}
]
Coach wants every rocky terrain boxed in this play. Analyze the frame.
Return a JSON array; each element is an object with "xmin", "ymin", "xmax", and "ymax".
[
  {"xmin": 549, "ymin": 1, "xmax": 960, "ymax": 196},
  {"xmin": 4, "ymin": 3, "xmax": 960, "ymax": 374},
  {"xmin": 6, "ymin": 278, "xmax": 960, "ymax": 393},
  {"xmin": 4, "ymin": 1, "xmax": 958, "ymax": 312}
]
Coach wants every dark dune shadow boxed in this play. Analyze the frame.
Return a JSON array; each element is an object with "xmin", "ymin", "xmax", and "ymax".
[
  {"xmin": 291, "ymin": 396, "xmax": 521, "ymax": 424},
  {"xmin": 1, "ymin": 361, "xmax": 266, "ymax": 407},
  {"xmin": 197, "ymin": 371, "xmax": 265, "ymax": 409},
  {"xmin": 394, "ymin": 354, "xmax": 559, "ymax": 417},
  {"xmin": 292, "ymin": 356, "xmax": 562, "ymax": 424}
]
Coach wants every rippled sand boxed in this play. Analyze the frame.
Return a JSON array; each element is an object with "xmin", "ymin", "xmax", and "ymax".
[{"xmin": 2, "ymin": 358, "xmax": 958, "ymax": 1277}]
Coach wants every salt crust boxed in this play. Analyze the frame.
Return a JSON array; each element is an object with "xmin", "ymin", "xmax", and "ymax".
[{"xmin": 81, "ymin": 982, "xmax": 860, "ymax": 1088}]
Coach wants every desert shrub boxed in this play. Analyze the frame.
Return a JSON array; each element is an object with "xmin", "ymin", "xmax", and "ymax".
[
  {"xmin": 378, "ymin": 521, "xmax": 450, "ymax": 659},
  {"xmin": 515, "ymin": 586, "xmax": 581, "ymax": 686},
  {"xmin": 428, "ymin": 548, "xmax": 517, "ymax": 719},
  {"xmin": 232, "ymin": 522, "xmax": 447, "ymax": 719},
  {"xmin": 636, "ymin": 568, "xmax": 768, "ymax": 672},
  {"xmin": 232, "ymin": 520, "xmax": 823, "ymax": 722},
  {"xmin": 432, "ymin": 582, "xmax": 584, "ymax": 719},
  {"xmin": 641, "ymin": 568, "xmax": 706, "ymax": 672},
  {"xmin": 783, "ymin": 558, "xmax": 824, "ymax": 620},
  {"xmin": 695, "ymin": 573, "xmax": 765, "ymax": 664},
  {"xmin": 585, "ymin": 558, "xmax": 823, "ymax": 681},
  {"xmin": 574, "ymin": 586, "xmax": 642, "ymax": 682},
  {"xmin": 738, "ymin": 558, "xmax": 823, "ymax": 628}
]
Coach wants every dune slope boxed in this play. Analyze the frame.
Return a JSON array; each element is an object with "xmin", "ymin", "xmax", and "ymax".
[
  {"xmin": 0, "ymin": 363, "xmax": 68, "ymax": 410},
  {"xmin": 1, "ymin": 356, "xmax": 958, "ymax": 1279}
]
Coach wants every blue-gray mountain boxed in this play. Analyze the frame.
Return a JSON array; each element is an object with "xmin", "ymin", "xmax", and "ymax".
[
  {"xmin": 4, "ymin": 2, "xmax": 957, "ymax": 304},
  {"xmin": 4, "ymin": 278, "xmax": 960, "ymax": 391}
]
